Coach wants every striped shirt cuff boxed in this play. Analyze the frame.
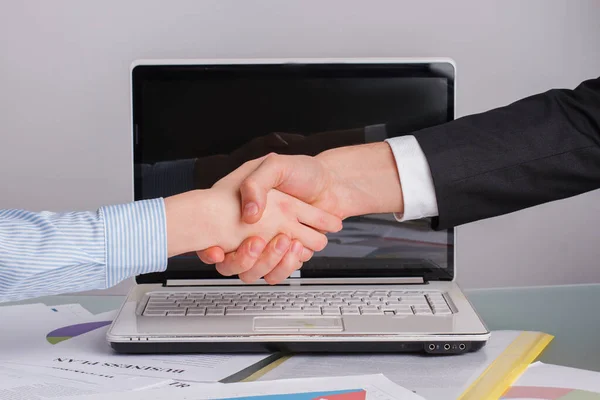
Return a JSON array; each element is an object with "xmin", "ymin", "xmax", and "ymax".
[{"xmin": 100, "ymin": 198, "xmax": 168, "ymax": 287}]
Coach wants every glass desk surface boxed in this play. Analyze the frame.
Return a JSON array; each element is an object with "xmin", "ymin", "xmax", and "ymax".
[{"xmin": 4, "ymin": 283, "xmax": 600, "ymax": 371}]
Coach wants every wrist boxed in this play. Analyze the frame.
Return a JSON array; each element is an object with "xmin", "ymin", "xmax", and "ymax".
[
  {"xmin": 316, "ymin": 142, "xmax": 404, "ymax": 217},
  {"xmin": 164, "ymin": 190, "xmax": 216, "ymax": 257}
]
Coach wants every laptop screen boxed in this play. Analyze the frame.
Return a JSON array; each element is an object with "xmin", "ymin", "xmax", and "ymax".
[{"xmin": 132, "ymin": 61, "xmax": 455, "ymax": 283}]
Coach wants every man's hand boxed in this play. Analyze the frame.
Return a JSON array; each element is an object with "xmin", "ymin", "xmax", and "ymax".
[{"xmin": 198, "ymin": 142, "xmax": 404, "ymax": 284}]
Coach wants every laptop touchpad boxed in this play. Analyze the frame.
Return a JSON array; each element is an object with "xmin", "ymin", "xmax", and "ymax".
[{"xmin": 253, "ymin": 317, "xmax": 344, "ymax": 332}]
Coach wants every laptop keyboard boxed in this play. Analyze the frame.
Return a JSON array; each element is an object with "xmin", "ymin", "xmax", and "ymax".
[{"xmin": 142, "ymin": 290, "xmax": 453, "ymax": 317}]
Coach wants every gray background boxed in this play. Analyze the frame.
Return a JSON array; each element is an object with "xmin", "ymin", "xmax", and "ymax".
[{"xmin": 1, "ymin": 0, "xmax": 599, "ymax": 294}]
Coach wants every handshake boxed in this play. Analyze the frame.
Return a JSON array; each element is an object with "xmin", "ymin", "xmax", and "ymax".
[{"xmin": 164, "ymin": 142, "xmax": 404, "ymax": 285}]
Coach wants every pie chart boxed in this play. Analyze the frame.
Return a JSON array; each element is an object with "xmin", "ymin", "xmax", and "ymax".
[
  {"xmin": 218, "ymin": 389, "xmax": 366, "ymax": 400},
  {"xmin": 502, "ymin": 386, "xmax": 600, "ymax": 399},
  {"xmin": 46, "ymin": 320, "xmax": 112, "ymax": 344}
]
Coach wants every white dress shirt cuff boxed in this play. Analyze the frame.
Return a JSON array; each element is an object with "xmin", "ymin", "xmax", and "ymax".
[{"xmin": 385, "ymin": 135, "xmax": 439, "ymax": 221}]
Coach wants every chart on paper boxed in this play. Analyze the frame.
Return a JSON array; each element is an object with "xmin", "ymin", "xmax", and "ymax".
[
  {"xmin": 217, "ymin": 389, "xmax": 368, "ymax": 400},
  {"xmin": 46, "ymin": 320, "xmax": 112, "ymax": 344}
]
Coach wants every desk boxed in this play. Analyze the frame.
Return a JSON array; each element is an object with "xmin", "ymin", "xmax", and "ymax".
[{"xmin": 6, "ymin": 284, "xmax": 600, "ymax": 372}]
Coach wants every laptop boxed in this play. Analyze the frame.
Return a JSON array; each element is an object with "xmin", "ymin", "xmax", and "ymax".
[{"xmin": 107, "ymin": 58, "xmax": 490, "ymax": 354}]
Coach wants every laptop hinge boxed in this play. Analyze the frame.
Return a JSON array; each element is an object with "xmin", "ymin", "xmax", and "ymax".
[{"xmin": 164, "ymin": 277, "xmax": 425, "ymax": 287}]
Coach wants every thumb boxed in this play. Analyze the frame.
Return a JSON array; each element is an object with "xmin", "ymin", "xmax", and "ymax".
[
  {"xmin": 239, "ymin": 154, "xmax": 288, "ymax": 224},
  {"xmin": 196, "ymin": 247, "xmax": 225, "ymax": 264}
]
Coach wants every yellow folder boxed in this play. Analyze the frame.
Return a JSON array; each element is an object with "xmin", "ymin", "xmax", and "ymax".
[{"xmin": 458, "ymin": 331, "xmax": 553, "ymax": 399}]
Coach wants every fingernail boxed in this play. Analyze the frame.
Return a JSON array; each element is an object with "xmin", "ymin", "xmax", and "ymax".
[
  {"xmin": 275, "ymin": 236, "xmax": 290, "ymax": 254},
  {"xmin": 249, "ymin": 240, "xmax": 264, "ymax": 257},
  {"xmin": 301, "ymin": 248, "xmax": 312, "ymax": 260},
  {"xmin": 244, "ymin": 202, "xmax": 258, "ymax": 216},
  {"xmin": 292, "ymin": 241, "xmax": 303, "ymax": 255}
]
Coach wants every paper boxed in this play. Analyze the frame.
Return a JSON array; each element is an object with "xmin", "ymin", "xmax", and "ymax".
[
  {"xmin": 9, "ymin": 310, "xmax": 275, "ymax": 383},
  {"xmin": 47, "ymin": 304, "xmax": 94, "ymax": 319},
  {"xmin": 257, "ymin": 331, "xmax": 522, "ymax": 400},
  {"xmin": 501, "ymin": 362, "xmax": 600, "ymax": 398},
  {"xmin": 0, "ymin": 303, "xmax": 86, "ymax": 360},
  {"xmin": 1, "ymin": 363, "xmax": 166, "ymax": 390},
  {"xmin": 52, "ymin": 374, "xmax": 424, "ymax": 400},
  {"xmin": 0, "ymin": 365, "xmax": 167, "ymax": 399}
]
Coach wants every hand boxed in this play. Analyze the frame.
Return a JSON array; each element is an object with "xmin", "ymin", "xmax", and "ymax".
[
  {"xmin": 163, "ymin": 158, "xmax": 342, "ymax": 259},
  {"xmin": 198, "ymin": 142, "xmax": 404, "ymax": 283}
]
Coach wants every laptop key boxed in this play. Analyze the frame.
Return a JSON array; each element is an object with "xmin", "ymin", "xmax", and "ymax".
[
  {"xmin": 386, "ymin": 300, "xmax": 402, "ymax": 305},
  {"xmin": 284, "ymin": 306, "xmax": 304, "ymax": 311},
  {"xmin": 143, "ymin": 310, "xmax": 167, "ymax": 316},
  {"xmin": 187, "ymin": 308, "xmax": 206, "ymax": 316},
  {"xmin": 302, "ymin": 306, "xmax": 322, "ymax": 314},
  {"xmin": 146, "ymin": 305, "xmax": 179, "ymax": 311},
  {"xmin": 167, "ymin": 310, "xmax": 186, "ymax": 316},
  {"xmin": 394, "ymin": 309, "xmax": 414, "ymax": 315},
  {"xmin": 322, "ymin": 307, "xmax": 341, "ymax": 316},
  {"xmin": 147, "ymin": 301, "xmax": 177, "ymax": 307},
  {"xmin": 225, "ymin": 307, "xmax": 245, "ymax": 314},
  {"xmin": 372, "ymin": 291, "xmax": 389, "ymax": 296},
  {"xmin": 206, "ymin": 307, "xmax": 225, "ymax": 315},
  {"xmin": 361, "ymin": 309, "xmax": 384, "ymax": 315},
  {"xmin": 264, "ymin": 306, "xmax": 284, "ymax": 311}
]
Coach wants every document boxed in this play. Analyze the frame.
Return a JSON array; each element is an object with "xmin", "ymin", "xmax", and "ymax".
[
  {"xmin": 257, "ymin": 331, "xmax": 522, "ymax": 400},
  {"xmin": 1, "ymin": 364, "xmax": 166, "ymax": 390},
  {"xmin": 9, "ymin": 310, "xmax": 275, "ymax": 383},
  {"xmin": 0, "ymin": 365, "xmax": 167, "ymax": 400},
  {"xmin": 501, "ymin": 362, "xmax": 600, "ymax": 398},
  {"xmin": 0, "ymin": 303, "xmax": 85, "ymax": 361},
  {"xmin": 53, "ymin": 374, "xmax": 425, "ymax": 400},
  {"xmin": 47, "ymin": 304, "xmax": 94, "ymax": 319}
]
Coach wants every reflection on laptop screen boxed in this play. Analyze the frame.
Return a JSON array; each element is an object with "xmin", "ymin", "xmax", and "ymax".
[{"xmin": 133, "ymin": 62, "xmax": 454, "ymax": 281}]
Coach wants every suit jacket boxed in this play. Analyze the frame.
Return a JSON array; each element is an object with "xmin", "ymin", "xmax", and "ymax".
[{"xmin": 392, "ymin": 77, "xmax": 600, "ymax": 230}]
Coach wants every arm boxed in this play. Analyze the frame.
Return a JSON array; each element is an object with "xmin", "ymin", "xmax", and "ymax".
[
  {"xmin": 203, "ymin": 76, "xmax": 600, "ymax": 282},
  {"xmin": 0, "ymin": 199, "xmax": 168, "ymax": 303},
  {"xmin": 409, "ymin": 76, "xmax": 600, "ymax": 229},
  {"xmin": 0, "ymin": 174, "xmax": 340, "ymax": 301}
]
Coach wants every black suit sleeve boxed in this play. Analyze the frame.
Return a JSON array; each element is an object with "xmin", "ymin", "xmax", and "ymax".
[{"xmin": 405, "ymin": 77, "xmax": 600, "ymax": 230}]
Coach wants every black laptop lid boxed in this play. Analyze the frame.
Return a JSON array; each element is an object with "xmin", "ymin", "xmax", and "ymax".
[{"xmin": 132, "ymin": 60, "xmax": 455, "ymax": 284}]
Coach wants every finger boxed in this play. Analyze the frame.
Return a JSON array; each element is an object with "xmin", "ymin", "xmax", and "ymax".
[
  {"xmin": 196, "ymin": 247, "xmax": 225, "ymax": 264},
  {"xmin": 294, "ymin": 200, "xmax": 343, "ymax": 233},
  {"xmin": 290, "ymin": 222, "xmax": 329, "ymax": 252},
  {"xmin": 300, "ymin": 247, "xmax": 313, "ymax": 262},
  {"xmin": 214, "ymin": 237, "xmax": 267, "ymax": 276},
  {"xmin": 240, "ymin": 154, "xmax": 318, "ymax": 224},
  {"xmin": 264, "ymin": 240, "xmax": 304, "ymax": 285},
  {"xmin": 238, "ymin": 234, "xmax": 291, "ymax": 283},
  {"xmin": 239, "ymin": 155, "xmax": 284, "ymax": 224}
]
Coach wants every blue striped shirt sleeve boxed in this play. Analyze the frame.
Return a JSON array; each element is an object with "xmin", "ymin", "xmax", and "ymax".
[{"xmin": 0, "ymin": 198, "xmax": 168, "ymax": 302}]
